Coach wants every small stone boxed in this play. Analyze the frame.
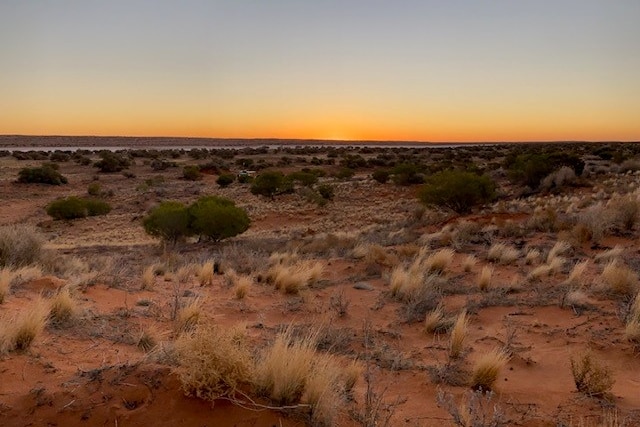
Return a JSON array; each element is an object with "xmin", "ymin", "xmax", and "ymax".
[{"xmin": 353, "ymin": 282, "xmax": 374, "ymax": 291}]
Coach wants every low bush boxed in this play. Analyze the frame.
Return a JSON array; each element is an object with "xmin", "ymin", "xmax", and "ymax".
[
  {"xmin": 143, "ymin": 196, "xmax": 250, "ymax": 244},
  {"xmin": 250, "ymin": 171, "xmax": 293, "ymax": 199},
  {"xmin": 188, "ymin": 196, "xmax": 250, "ymax": 242},
  {"xmin": 0, "ymin": 225, "xmax": 43, "ymax": 268},
  {"xmin": 17, "ymin": 165, "xmax": 68, "ymax": 185},
  {"xmin": 317, "ymin": 184, "xmax": 334, "ymax": 201},
  {"xmin": 94, "ymin": 152, "xmax": 130, "ymax": 173},
  {"xmin": 46, "ymin": 197, "xmax": 112, "ymax": 220},
  {"xmin": 418, "ymin": 170, "xmax": 496, "ymax": 214},
  {"xmin": 216, "ymin": 173, "xmax": 235, "ymax": 187},
  {"xmin": 570, "ymin": 352, "xmax": 615, "ymax": 397},
  {"xmin": 470, "ymin": 349, "xmax": 509, "ymax": 391},
  {"xmin": 183, "ymin": 165, "xmax": 203, "ymax": 181},
  {"xmin": 371, "ymin": 169, "xmax": 390, "ymax": 184}
]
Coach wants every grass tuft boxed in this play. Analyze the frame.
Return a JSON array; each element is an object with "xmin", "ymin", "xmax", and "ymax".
[
  {"xmin": 470, "ymin": 348, "xmax": 509, "ymax": 391},
  {"xmin": 570, "ymin": 352, "xmax": 615, "ymax": 397},
  {"xmin": 0, "ymin": 298, "xmax": 48, "ymax": 353},
  {"xmin": 449, "ymin": 310, "xmax": 469, "ymax": 360}
]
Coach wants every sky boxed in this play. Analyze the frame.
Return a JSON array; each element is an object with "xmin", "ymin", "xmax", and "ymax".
[{"xmin": 1, "ymin": 1, "xmax": 639, "ymax": 142}]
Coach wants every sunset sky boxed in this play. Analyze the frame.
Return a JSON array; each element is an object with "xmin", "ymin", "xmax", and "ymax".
[{"xmin": 1, "ymin": 1, "xmax": 639, "ymax": 142}]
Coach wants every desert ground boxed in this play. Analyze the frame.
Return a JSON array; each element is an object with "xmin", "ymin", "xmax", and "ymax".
[{"xmin": 1, "ymin": 140, "xmax": 640, "ymax": 426}]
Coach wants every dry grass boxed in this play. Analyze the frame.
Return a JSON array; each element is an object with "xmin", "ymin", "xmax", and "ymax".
[
  {"xmin": 9, "ymin": 266, "xmax": 42, "ymax": 287},
  {"xmin": 449, "ymin": 311, "xmax": 469, "ymax": 360},
  {"xmin": 624, "ymin": 318, "xmax": 640, "ymax": 346},
  {"xmin": 352, "ymin": 243, "xmax": 398, "ymax": 268},
  {"xmin": 137, "ymin": 327, "xmax": 158, "ymax": 352},
  {"xmin": 527, "ymin": 264, "xmax": 553, "ymax": 281},
  {"xmin": 548, "ymin": 256, "xmax": 566, "ymax": 274},
  {"xmin": 525, "ymin": 248, "xmax": 541, "ymax": 265},
  {"xmin": 600, "ymin": 261, "xmax": 639, "ymax": 298},
  {"xmin": 594, "ymin": 246, "xmax": 625, "ymax": 263},
  {"xmin": 470, "ymin": 348, "xmax": 509, "ymax": 391},
  {"xmin": 0, "ymin": 224, "xmax": 43, "ymax": 268},
  {"xmin": 141, "ymin": 265, "xmax": 156, "ymax": 290},
  {"xmin": 0, "ymin": 297, "xmax": 48, "ymax": 353},
  {"xmin": 487, "ymin": 243, "xmax": 519, "ymax": 265},
  {"xmin": 48, "ymin": 287, "xmax": 78, "ymax": 326},
  {"xmin": 547, "ymin": 241, "xmax": 571, "ymax": 263},
  {"xmin": 570, "ymin": 352, "xmax": 615, "ymax": 397},
  {"xmin": 462, "ymin": 255, "xmax": 477, "ymax": 272},
  {"xmin": 198, "ymin": 260, "xmax": 215, "ymax": 286},
  {"xmin": 564, "ymin": 261, "xmax": 589, "ymax": 286},
  {"xmin": 477, "ymin": 265, "xmax": 493, "ymax": 291},
  {"xmin": 342, "ymin": 360, "xmax": 362, "ymax": 394},
  {"xmin": 0, "ymin": 268, "xmax": 14, "ymax": 303},
  {"xmin": 255, "ymin": 327, "xmax": 317, "ymax": 404},
  {"xmin": 303, "ymin": 353, "xmax": 343, "ymax": 426},
  {"xmin": 234, "ymin": 275, "xmax": 252, "ymax": 299},
  {"xmin": 268, "ymin": 260, "xmax": 324, "ymax": 294},
  {"xmin": 176, "ymin": 298, "xmax": 202, "ymax": 333},
  {"xmin": 424, "ymin": 304, "xmax": 449, "ymax": 334},
  {"xmin": 423, "ymin": 248, "xmax": 455, "ymax": 274},
  {"xmin": 176, "ymin": 324, "xmax": 253, "ymax": 400}
]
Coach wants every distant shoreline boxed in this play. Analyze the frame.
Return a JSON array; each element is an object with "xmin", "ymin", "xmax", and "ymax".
[{"xmin": 0, "ymin": 135, "xmax": 633, "ymax": 149}]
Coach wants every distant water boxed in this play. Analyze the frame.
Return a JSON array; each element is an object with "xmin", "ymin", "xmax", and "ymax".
[{"xmin": 3, "ymin": 143, "xmax": 476, "ymax": 153}]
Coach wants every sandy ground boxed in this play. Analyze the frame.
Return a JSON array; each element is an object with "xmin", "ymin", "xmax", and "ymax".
[{"xmin": 1, "ymin": 144, "xmax": 640, "ymax": 426}]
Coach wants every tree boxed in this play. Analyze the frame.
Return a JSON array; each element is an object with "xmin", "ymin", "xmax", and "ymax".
[
  {"xmin": 142, "ymin": 201, "xmax": 191, "ymax": 245},
  {"xmin": 94, "ymin": 152, "xmax": 130, "ymax": 173},
  {"xmin": 250, "ymin": 171, "xmax": 292, "ymax": 199},
  {"xmin": 418, "ymin": 170, "xmax": 496, "ymax": 214},
  {"xmin": 18, "ymin": 165, "xmax": 68, "ymax": 185},
  {"xmin": 216, "ymin": 173, "xmax": 235, "ymax": 187},
  {"xmin": 188, "ymin": 196, "xmax": 250, "ymax": 242}
]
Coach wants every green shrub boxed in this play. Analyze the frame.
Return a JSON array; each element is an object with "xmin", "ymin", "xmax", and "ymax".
[
  {"xmin": 46, "ymin": 197, "xmax": 112, "ymax": 220},
  {"xmin": 17, "ymin": 165, "xmax": 68, "ymax": 185},
  {"xmin": 183, "ymin": 165, "xmax": 203, "ymax": 181},
  {"xmin": 142, "ymin": 197, "xmax": 250, "ymax": 244},
  {"xmin": 317, "ymin": 184, "xmax": 334, "ymax": 200},
  {"xmin": 288, "ymin": 171, "xmax": 318, "ymax": 187},
  {"xmin": 87, "ymin": 182, "xmax": 101, "ymax": 196},
  {"xmin": 237, "ymin": 173, "xmax": 253, "ymax": 184},
  {"xmin": 335, "ymin": 167, "xmax": 354, "ymax": 180},
  {"xmin": 250, "ymin": 171, "xmax": 293, "ymax": 199},
  {"xmin": 391, "ymin": 163, "xmax": 424, "ymax": 185},
  {"xmin": 419, "ymin": 170, "xmax": 496, "ymax": 214},
  {"xmin": 372, "ymin": 169, "xmax": 390, "ymax": 184},
  {"xmin": 188, "ymin": 196, "xmax": 250, "ymax": 242},
  {"xmin": 506, "ymin": 152, "xmax": 584, "ymax": 189},
  {"xmin": 142, "ymin": 201, "xmax": 191, "ymax": 244},
  {"xmin": 84, "ymin": 199, "xmax": 112, "ymax": 216},
  {"xmin": 94, "ymin": 152, "xmax": 130, "ymax": 173},
  {"xmin": 216, "ymin": 173, "xmax": 235, "ymax": 187}
]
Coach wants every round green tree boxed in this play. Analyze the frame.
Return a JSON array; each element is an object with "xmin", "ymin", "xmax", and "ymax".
[
  {"xmin": 418, "ymin": 170, "xmax": 496, "ymax": 214},
  {"xmin": 142, "ymin": 201, "xmax": 191, "ymax": 244},
  {"xmin": 188, "ymin": 196, "xmax": 250, "ymax": 242}
]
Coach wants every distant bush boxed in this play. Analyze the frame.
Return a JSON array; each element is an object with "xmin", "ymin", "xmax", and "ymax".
[
  {"xmin": 188, "ymin": 196, "xmax": 250, "ymax": 242},
  {"xmin": 143, "ymin": 196, "xmax": 250, "ymax": 244},
  {"xmin": 183, "ymin": 165, "xmax": 203, "ymax": 181},
  {"xmin": 216, "ymin": 173, "xmax": 235, "ymax": 187},
  {"xmin": 391, "ymin": 163, "xmax": 424, "ymax": 185},
  {"xmin": 418, "ymin": 170, "xmax": 496, "ymax": 214},
  {"xmin": 288, "ymin": 171, "xmax": 318, "ymax": 187},
  {"xmin": 250, "ymin": 171, "xmax": 293, "ymax": 199},
  {"xmin": 46, "ymin": 196, "xmax": 112, "ymax": 220},
  {"xmin": 17, "ymin": 165, "xmax": 68, "ymax": 185},
  {"xmin": 87, "ymin": 182, "xmax": 101, "ymax": 196},
  {"xmin": 317, "ymin": 184, "xmax": 334, "ymax": 200},
  {"xmin": 94, "ymin": 152, "xmax": 130, "ymax": 173},
  {"xmin": 372, "ymin": 169, "xmax": 390, "ymax": 184},
  {"xmin": 506, "ymin": 152, "xmax": 584, "ymax": 189},
  {"xmin": 151, "ymin": 159, "xmax": 176, "ymax": 171},
  {"xmin": 143, "ymin": 201, "xmax": 191, "ymax": 244},
  {"xmin": 335, "ymin": 167, "xmax": 354, "ymax": 180},
  {"xmin": 0, "ymin": 224, "xmax": 43, "ymax": 268}
]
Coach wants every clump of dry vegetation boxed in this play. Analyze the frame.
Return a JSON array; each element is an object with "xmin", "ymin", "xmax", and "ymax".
[
  {"xmin": 267, "ymin": 259, "xmax": 324, "ymax": 294},
  {"xmin": 570, "ymin": 352, "xmax": 615, "ymax": 398},
  {"xmin": 48, "ymin": 287, "xmax": 78, "ymax": 326},
  {"xmin": 0, "ymin": 298, "xmax": 48, "ymax": 353},
  {"xmin": 198, "ymin": 260, "xmax": 215, "ymax": 286},
  {"xmin": 176, "ymin": 324, "xmax": 254, "ymax": 400},
  {"xmin": 0, "ymin": 224, "xmax": 43, "ymax": 268},
  {"xmin": 600, "ymin": 261, "xmax": 639, "ymax": 298},
  {"xmin": 470, "ymin": 348, "xmax": 509, "ymax": 391},
  {"xmin": 176, "ymin": 298, "xmax": 202, "ymax": 333},
  {"xmin": 449, "ymin": 311, "xmax": 469, "ymax": 360},
  {"xmin": 477, "ymin": 265, "xmax": 493, "ymax": 291},
  {"xmin": 487, "ymin": 243, "xmax": 519, "ymax": 265}
]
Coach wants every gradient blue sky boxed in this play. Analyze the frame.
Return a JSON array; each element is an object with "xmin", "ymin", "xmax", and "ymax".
[{"xmin": 1, "ymin": 1, "xmax": 639, "ymax": 141}]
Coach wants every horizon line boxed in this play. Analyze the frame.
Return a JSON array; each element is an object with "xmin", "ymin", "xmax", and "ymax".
[{"xmin": 1, "ymin": 134, "xmax": 638, "ymax": 145}]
